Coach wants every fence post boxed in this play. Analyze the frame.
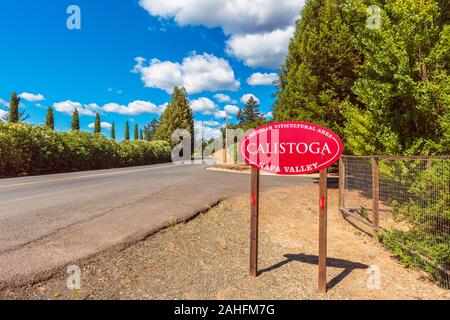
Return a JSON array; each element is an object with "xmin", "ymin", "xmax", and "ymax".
[
  {"xmin": 371, "ymin": 157, "xmax": 380, "ymax": 241},
  {"xmin": 339, "ymin": 157, "xmax": 345, "ymax": 209}
]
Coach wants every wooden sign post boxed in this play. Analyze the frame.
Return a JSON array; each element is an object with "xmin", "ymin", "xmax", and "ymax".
[
  {"xmin": 318, "ymin": 168, "xmax": 328, "ymax": 293},
  {"xmin": 250, "ymin": 167, "xmax": 259, "ymax": 277},
  {"xmin": 240, "ymin": 121, "xmax": 343, "ymax": 294}
]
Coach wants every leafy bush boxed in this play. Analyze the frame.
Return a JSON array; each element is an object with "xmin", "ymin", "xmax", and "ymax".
[
  {"xmin": 378, "ymin": 159, "xmax": 450, "ymax": 287},
  {"xmin": 0, "ymin": 123, "xmax": 171, "ymax": 176}
]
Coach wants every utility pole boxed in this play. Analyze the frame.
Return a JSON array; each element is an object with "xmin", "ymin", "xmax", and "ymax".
[
  {"xmin": 201, "ymin": 120, "xmax": 204, "ymax": 161},
  {"xmin": 224, "ymin": 112, "xmax": 228, "ymax": 164}
]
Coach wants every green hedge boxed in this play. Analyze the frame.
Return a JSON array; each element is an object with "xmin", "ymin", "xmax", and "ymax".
[{"xmin": 0, "ymin": 123, "xmax": 171, "ymax": 176}]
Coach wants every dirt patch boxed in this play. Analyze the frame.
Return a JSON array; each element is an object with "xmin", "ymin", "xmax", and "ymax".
[{"xmin": 1, "ymin": 186, "xmax": 448, "ymax": 300}]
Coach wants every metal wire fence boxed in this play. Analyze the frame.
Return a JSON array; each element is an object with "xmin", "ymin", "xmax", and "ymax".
[{"xmin": 339, "ymin": 155, "xmax": 450, "ymax": 289}]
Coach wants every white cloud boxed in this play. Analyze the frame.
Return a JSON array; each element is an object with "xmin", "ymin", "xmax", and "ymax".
[
  {"xmin": 138, "ymin": 0, "xmax": 301, "ymax": 35},
  {"xmin": 224, "ymin": 105, "xmax": 240, "ymax": 115},
  {"xmin": 195, "ymin": 121, "xmax": 222, "ymax": 140},
  {"xmin": 266, "ymin": 111, "xmax": 273, "ymax": 119},
  {"xmin": 226, "ymin": 26, "xmax": 295, "ymax": 68},
  {"xmin": 241, "ymin": 94, "xmax": 260, "ymax": 104},
  {"xmin": 138, "ymin": 0, "xmax": 303, "ymax": 69},
  {"xmin": 214, "ymin": 110, "xmax": 227, "ymax": 119},
  {"xmin": 213, "ymin": 93, "xmax": 231, "ymax": 103},
  {"xmin": 190, "ymin": 97, "xmax": 218, "ymax": 114},
  {"xmin": 88, "ymin": 122, "xmax": 113, "ymax": 130},
  {"xmin": 54, "ymin": 100, "xmax": 164, "ymax": 117},
  {"xmin": 103, "ymin": 100, "xmax": 163, "ymax": 115},
  {"xmin": 247, "ymin": 72, "xmax": 278, "ymax": 86},
  {"xmin": 53, "ymin": 100, "xmax": 100, "ymax": 116},
  {"xmin": 19, "ymin": 92, "xmax": 45, "ymax": 102},
  {"xmin": 0, "ymin": 109, "xmax": 7, "ymax": 119},
  {"xmin": 202, "ymin": 120, "xmax": 222, "ymax": 127},
  {"xmin": 132, "ymin": 53, "xmax": 240, "ymax": 94},
  {"xmin": 0, "ymin": 98, "xmax": 9, "ymax": 108}
]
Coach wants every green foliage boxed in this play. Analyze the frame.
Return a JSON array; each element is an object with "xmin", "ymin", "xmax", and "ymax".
[
  {"xmin": 274, "ymin": 0, "xmax": 364, "ymax": 137},
  {"xmin": 134, "ymin": 124, "xmax": 139, "ymax": 140},
  {"xmin": 275, "ymin": 0, "xmax": 450, "ymax": 156},
  {"xmin": 154, "ymin": 87, "xmax": 194, "ymax": 147},
  {"xmin": 45, "ymin": 107, "xmax": 54, "ymax": 130},
  {"xmin": 111, "ymin": 122, "xmax": 116, "ymax": 141},
  {"xmin": 343, "ymin": 0, "xmax": 450, "ymax": 156},
  {"xmin": 140, "ymin": 129, "xmax": 143, "ymax": 140},
  {"xmin": 125, "ymin": 121, "xmax": 130, "ymax": 141},
  {"xmin": 379, "ymin": 229, "xmax": 449, "ymax": 285},
  {"xmin": 0, "ymin": 122, "xmax": 171, "ymax": 176},
  {"xmin": 379, "ymin": 159, "xmax": 450, "ymax": 287},
  {"xmin": 144, "ymin": 118, "xmax": 159, "ymax": 141},
  {"xmin": 71, "ymin": 108, "xmax": 80, "ymax": 132},
  {"xmin": 237, "ymin": 96, "xmax": 266, "ymax": 130},
  {"xmin": 8, "ymin": 92, "xmax": 20, "ymax": 123},
  {"xmin": 94, "ymin": 113, "xmax": 101, "ymax": 134}
]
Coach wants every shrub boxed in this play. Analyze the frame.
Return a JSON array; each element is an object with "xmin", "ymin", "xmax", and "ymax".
[{"xmin": 0, "ymin": 123, "xmax": 171, "ymax": 176}]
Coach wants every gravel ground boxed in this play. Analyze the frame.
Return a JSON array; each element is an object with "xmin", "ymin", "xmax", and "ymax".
[{"xmin": 1, "ymin": 186, "xmax": 449, "ymax": 300}]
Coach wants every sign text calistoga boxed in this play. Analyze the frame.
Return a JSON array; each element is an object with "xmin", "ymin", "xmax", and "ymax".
[{"xmin": 240, "ymin": 122, "xmax": 343, "ymax": 175}]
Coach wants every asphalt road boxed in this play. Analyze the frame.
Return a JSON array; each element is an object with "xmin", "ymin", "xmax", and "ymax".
[{"xmin": 0, "ymin": 163, "xmax": 314, "ymax": 288}]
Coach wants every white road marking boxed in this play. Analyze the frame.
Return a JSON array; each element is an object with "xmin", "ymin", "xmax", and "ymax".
[{"xmin": 0, "ymin": 164, "xmax": 177, "ymax": 190}]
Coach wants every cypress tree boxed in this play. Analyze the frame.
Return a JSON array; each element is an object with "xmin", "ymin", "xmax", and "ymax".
[
  {"xmin": 9, "ymin": 92, "xmax": 20, "ymax": 123},
  {"xmin": 111, "ymin": 121, "xmax": 116, "ymax": 140},
  {"xmin": 154, "ymin": 87, "xmax": 194, "ymax": 148},
  {"xmin": 71, "ymin": 108, "xmax": 80, "ymax": 132},
  {"xmin": 45, "ymin": 107, "xmax": 55, "ymax": 130},
  {"xmin": 125, "ymin": 121, "xmax": 130, "ymax": 140},
  {"xmin": 134, "ymin": 124, "xmax": 139, "ymax": 140},
  {"xmin": 140, "ymin": 129, "xmax": 143, "ymax": 140},
  {"xmin": 94, "ymin": 113, "xmax": 101, "ymax": 134}
]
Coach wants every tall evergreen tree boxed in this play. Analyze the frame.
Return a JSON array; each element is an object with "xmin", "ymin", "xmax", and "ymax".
[
  {"xmin": 124, "ymin": 121, "xmax": 130, "ymax": 140},
  {"xmin": 134, "ymin": 124, "xmax": 139, "ymax": 140},
  {"xmin": 237, "ymin": 96, "xmax": 265, "ymax": 129},
  {"xmin": 111, "ymin": 121, "xmax": 116, "ymax": 141},
  {"xmin": 154, "ymin": 87, "xmax": 194, "ymax": 148},
  {"xmin": 45, "ymin": 107, "xmax": 55, "ymax": 130},
  {"xmin": 8, "ymin": 92, "xmax": 20, "ymax": 123},
  {"xmin": 71, "ymin": 108, "xmax": 80, "ymax": 132},
  {"xmin": 94, "ymin": 113, "xmax": 101, "ymax": 134},
  {"xmin": 140, "ymin": 129, "xmax": 143, "ymax": 140},
  {"xmin": 273, "ymin": 0, "xmax": 364, "ymax": 137}
]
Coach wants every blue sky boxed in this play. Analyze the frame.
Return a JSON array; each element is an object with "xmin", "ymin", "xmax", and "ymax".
[{"xmin": 0, "ymin": 0, "xmax": 303, "ymax": 140}]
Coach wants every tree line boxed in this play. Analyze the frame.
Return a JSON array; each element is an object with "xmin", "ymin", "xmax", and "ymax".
[{"xmin": 1, "ymin": 91, "xmax": 162, "ymax": 142}]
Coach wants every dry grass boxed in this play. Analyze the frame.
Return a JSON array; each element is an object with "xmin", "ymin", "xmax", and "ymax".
[{"xmin": 2, "ymin": 186, "xmax": 449, "ymax": 300}]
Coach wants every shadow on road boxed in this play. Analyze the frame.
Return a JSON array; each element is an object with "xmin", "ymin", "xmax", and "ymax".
[{"xmin": 259, "ymin": 253, "xmax": 368, "ymax": 290}]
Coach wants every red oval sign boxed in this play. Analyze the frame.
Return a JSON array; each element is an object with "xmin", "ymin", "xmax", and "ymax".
[{"xmin": 239, "ymin": 121, "xmax": 343, "ymax": 175}]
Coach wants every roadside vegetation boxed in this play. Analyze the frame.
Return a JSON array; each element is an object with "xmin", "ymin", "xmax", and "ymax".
[
  {"xmin": 0, "ymin": 123, "xmax": 171, "ymax": 176},
  {"xmin": 272, "ymin": 0, "xmax": 449, "ymax": 286}
]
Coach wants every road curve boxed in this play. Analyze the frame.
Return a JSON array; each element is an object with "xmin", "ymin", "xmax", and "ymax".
[{"xmin": 0, "ymin": 163, "xmax": 314, "ymax": 288}]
